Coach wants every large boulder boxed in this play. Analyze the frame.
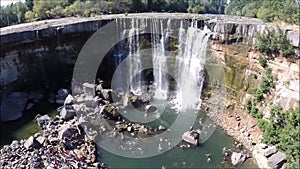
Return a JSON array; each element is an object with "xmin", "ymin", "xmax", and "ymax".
[
  {"xmin": 182, "ymin": 130, "xmax": 200, "ymax": 145},
  {"xmin": 231, "ymin": 152, "xmax": 246, "ymax": 165},
  {"xmin": 0, "ymin": 92, "xmax": 28, "ymax": 121}
]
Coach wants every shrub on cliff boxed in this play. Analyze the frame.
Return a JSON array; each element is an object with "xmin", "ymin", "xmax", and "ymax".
[
  {"xmin": 258, "ymin": 55, "xmax": 267, "ymax": 68},
  {"xmin": 256, "ymin": 29, "xmax": 295, "ymax": 58}
]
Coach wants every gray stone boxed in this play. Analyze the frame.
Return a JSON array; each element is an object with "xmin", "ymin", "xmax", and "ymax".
[
  {"xmin": 263, "ymin": 146, "xmax": 277, "ymax": 157},
  {"xmin": 84, "ymin": 95, "xmax": 98, "ymax": 108},
  {"xmin": 36, "ymin": 115, "xmax": 51, "ymax": 128},
  {"xmin": 267, "ymin": 151, "xmax": 286, "ymax": 168},
  {"xmin": 64, "ymin": 94, "xmax": 74, "ymax": 106},
  {"xmin": 83, "ymin": 83, "xmax": 95, "ymax": 96},
  {"xmin": 24, "ymin": 136, "xmax": 41, "ymax": 149},
  {"xmin": 60, "ymin": 107, "xmax": 75, "ymax": 121},
  {"xmin": 144, "ymin": 105, "xmax": 158, "ymax": 114},
  {"xmin": 158, "ymin": 125, "xmax": 166, "ymax": 130},
  {"xmin": 58, "ymin": 125, "xmax": 78, "ymax": 140},
  {"xmin": 35, "ymin": 136, "xmax": 46, "ymax": 145},
  {"xmin": 0, "ymin": 92, "xmax": 28, "ymax": 122},
  {"xmin": 231, "ymin": 152, "xmax": 246, "ymax": 165},
  {"xmin": 182, "ymin": 130, "xmax": 200, "ymax": 145}
]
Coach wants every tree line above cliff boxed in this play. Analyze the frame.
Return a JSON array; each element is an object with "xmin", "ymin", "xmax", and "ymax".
[{"xmin": 0, "ymin": 0, "xmax": 299, "ymax": 28}]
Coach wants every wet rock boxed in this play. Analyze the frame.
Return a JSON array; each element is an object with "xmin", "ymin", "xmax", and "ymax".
[
  {"xmin": 144, "ymin": 105, "xmax": 158, "ymax": 114},
  {"xmin": 56, "ymin": 89, "xmax": 69, "ymax": 104},
  {"xmin": 24, "ymin": 136, "xmax": 42, "ymax": 149},
  {"xmin": 0, "ymin": 92, "xmax": 28, "ymax": 121},
  {"xmin": 60, "ymin": 107, "xmax": 76, "ymax": 121},
  {"xmin": 231, "ymin": 152, "xmax": 246, "ymax": 165},
  {"xmin": 115, "ymin": 123, "xmax": 128, "ymax": 131},
  {"xmin": 182, "ymin": 130, "xmax": 200, "ymax": 146},
  {"xmin": 158, "ymin": 125, "xmax": 166, "ymax": 130}
]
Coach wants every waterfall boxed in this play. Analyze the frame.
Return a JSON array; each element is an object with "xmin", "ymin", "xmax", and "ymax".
[
  {"xmin": 112, "ymin": 18, "xmax": 210, "ymax": 109},
  {"xmin": 151, "ymin": 19, "xmax": 170, "ymax": 99},
  {"xmin": 175, "ymin": 20, "xmax": 210, "ymax": 110}
]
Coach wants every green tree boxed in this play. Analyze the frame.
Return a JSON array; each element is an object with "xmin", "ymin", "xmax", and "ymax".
[
  {"xmin": 257, "ymin": 0, "xmax": 299, "ymax": 24},
  {"xmin": 25, "ymin": 10, "xmax": 35, "ymax": 22}
]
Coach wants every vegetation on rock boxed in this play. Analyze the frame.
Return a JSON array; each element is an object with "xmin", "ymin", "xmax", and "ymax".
[
  {"xmin": 245, "ymin": 65, "xmax": 299, "ymax": 168},
  {"xmin": 256, "ymin": 29, "xmax": 296, "ymax": 58}
]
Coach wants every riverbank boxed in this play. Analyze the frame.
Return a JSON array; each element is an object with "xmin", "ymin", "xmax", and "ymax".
[{"xmin": 200, "ymin": 87, "xmax": 264, "ymax": 164}]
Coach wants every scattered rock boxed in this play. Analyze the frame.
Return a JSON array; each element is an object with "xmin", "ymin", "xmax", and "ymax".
[
  {"xmin": 60, "ymin": 107, "xmax": 76, "ymax": 121},
  {"xmin": 36, "ymin": 114, "xmax": 51, "ymax": 128},
  {"xmin": 24, "ymin": 136, "xmax": 42, "ymax": 149},
  {"xmin": 231, "ymin": 152, "xmax": 246, "ymax": 165},
  {"xmin": 64, "ymin": 94, "xmax": 74, "ymax": 106},
  {"xmin": 58, "ymin": 125, "xmax": 78, "ymax": 141},
  {"xmin": 83, "ymin": 83, "xmax": 95, "ymax": 97},
  {"xmin": 263, "ymin": 146, "xmax": 277, "ymax": 157}
]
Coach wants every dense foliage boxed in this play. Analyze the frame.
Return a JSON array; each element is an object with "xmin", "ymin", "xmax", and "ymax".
[
  {"xmin": 253, "ymin": 68, "xmax": 274, "ymax": 103},
  {"xmin": 226, "ymin": 0, "xmax": 299, "ymax": 25},
  {"xmin": 256, "ymin": 29, "xmax": 296, "ymax": 58}
]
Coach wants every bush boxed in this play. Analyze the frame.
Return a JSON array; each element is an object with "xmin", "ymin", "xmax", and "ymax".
[
  {"xmin": 254, "ymin": 88, "xmax": 264, "ymax": 103},
  {"xmin": 258, "ymin": 55, "xmax": 267, "ymax": 67},
  {"xmin": 245, "ymin": 100, "xmax": 252, "ymax": 112}
]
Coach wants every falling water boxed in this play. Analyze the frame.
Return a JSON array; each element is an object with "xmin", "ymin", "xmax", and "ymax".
[
  {"xmin": 151, "ymin": 19, "xmax": 170, "ymax": 99},
  {"xmin": 175, "ymin": 20, "xmax": 210, "ymax": 110},
  {"xmin": 112, "ymin": 18, "xmax": 210, "ymax": 109}
]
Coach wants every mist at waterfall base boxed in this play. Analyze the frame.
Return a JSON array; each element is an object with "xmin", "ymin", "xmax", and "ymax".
[{"xmin": 94, "ymin": 18, "xmax": 257, "ymax": 168}]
